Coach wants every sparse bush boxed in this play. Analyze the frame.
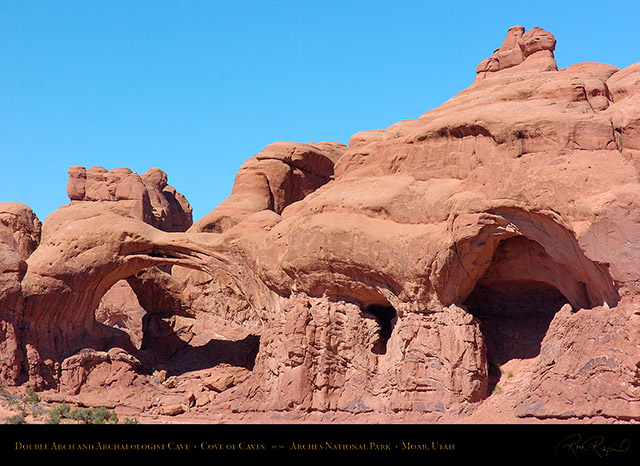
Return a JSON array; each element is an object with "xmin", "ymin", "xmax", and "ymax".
[
  {"xmin": 46, "ymin": 403, "xmax": 71, "ymax": 424},
  {"xmin": 46, "ymin": 412, "xmax": 61, "ymax": 424},
  {"xmin": 68, "ymin": 407, "xmax": 119, "ymax": 424},
  {"xmin": 90, "ymin": 406, "xmax": 118, "ymax": 424},
  {"xmin": 52, "ymin": 403, "xmax": 71, "ymax": 418},
  {"xmin": 25, "ymin": 387, "xmax": 40, "ymax": 404},
  {"xmin": 48, "ymin": 404, "xmax": 123, "ymax": 424},
  {"xmin": 6, "ymin": 413, "xmax": 27, "ymax": 424},
  {"xmin": 69, "ymin": 407, "xmax": 92, "ymax": 423}
]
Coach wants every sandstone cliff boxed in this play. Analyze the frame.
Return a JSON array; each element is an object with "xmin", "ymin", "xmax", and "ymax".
[{"xmin": 1, "ymin": 26, "xmax": 639, "ymax": 423}]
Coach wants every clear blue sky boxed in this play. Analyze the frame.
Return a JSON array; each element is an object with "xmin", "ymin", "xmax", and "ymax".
[{"xmin": 2, "ymin": 0, "xmax": 639, "ymax": 223}]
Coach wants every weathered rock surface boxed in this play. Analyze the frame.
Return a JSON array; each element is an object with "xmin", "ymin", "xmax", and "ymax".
[
  {"xmin": 1, "ymin": 26, "xmax": 640, "ymax": 424},
  {"xmin": 0, "ymin": 202, "xmax": 41, "ymax": 385},
  {"xmin": 475, "ymin": 25, "xmax": 557, "ymax": 75},
  {"xmin": 0, "ymin": 202, "xmax": 42, "ymax": 260},
  {"xmin": 192, "ymin": 141, "xmax": 346, "ymax": 233},
  {"xmin": 67, "ymin": 165, "xmax": 193, "ymax": 232}
]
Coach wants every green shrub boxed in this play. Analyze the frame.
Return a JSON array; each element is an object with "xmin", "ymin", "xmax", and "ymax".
[
  {"xmin": 6, "ymin": 413, "xmax": 27, "ymax": 424},
  {"xmin": 44, "ymin": 404, "xmax": 130, "ymax": 425},
  {"xmin": 46, "ymin": 412, "xmax": 61, "ymax": 424},
  {"xmin": 46, "ymin": 403, "xmax": 71, "ymax": 424},
  {"xmin": 90, "ymin": 406, "xmax": 118, "ymax": 424},
  {"xmin": 51, "ymin": 403, "xmax": 71, "ymax": 418},
  {"xmin": 69, "ymin": 408, "xmax": 92, "ymax": 423},
  {"xmin": 69, "ymin": 407, "xmax": 119, "ymax": 424},
  {"xmin": 25, "ymin": 387, "xmax": 40, "ymax": 404}
]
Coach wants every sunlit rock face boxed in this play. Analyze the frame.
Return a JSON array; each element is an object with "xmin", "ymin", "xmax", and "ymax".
[{"xmin": 2, "ymin": 26, "xmax": 640, "ymax": 423}]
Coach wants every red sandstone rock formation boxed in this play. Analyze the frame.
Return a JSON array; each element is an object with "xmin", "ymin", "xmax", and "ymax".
[
  {"xmin": 192, "ymin": 141, "xmax": 346, "ymax": 233},
  {"xmin": 475, "ymin": 25, "xmax": 557, "ymax": 75},
  {"xmin": 0, "ymin": 202, "xmax": 40, "ymax": 384},
  {"xmin": 67, "ymin": 165, "xmax": 193, "ymax": 232},
  {"xmin": 1, "ymin": 26, "xmax": 640, "ymax": 423}
]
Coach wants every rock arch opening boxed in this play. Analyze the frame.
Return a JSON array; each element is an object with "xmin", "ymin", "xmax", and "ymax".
[
  {"xmin": 96, "ymin": 279, "xmax": 147, "ymax": 350},
  {"xmin": 365, "ymin": 303, "xmax": 397, "ymax": 354},
  {"xmin": 95, "ymin": 268, "xmax": 260, "ymax": 377},
  {"xmin": 436, "ymin": 208, "xmax": 621, "ymax": 398}
]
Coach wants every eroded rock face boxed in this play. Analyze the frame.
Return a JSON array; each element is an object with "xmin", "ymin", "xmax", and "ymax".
[
  {"xmin": 475, "ymin": 25, "xmax": 557, "ymax": 75},
  {"xmin": 67, "ymin": 165, "xmax": 193, "ymax": 232},
  {"xmin": 192, "ymin": 141, "xmax": 346, "ymax": 234},
  {"xmin": 514, "ymin": 301, "xmax": 640, "ymax": 420},
  {"xmin": 0, "ymin": 202, "xmax": 41, "ymax": 260},
  {"xmin": 1, "ymin": 26, "xmax": 640, "ymax": 422},
  {"xmin": 0, "ymin": 203, "xmax": 40, "ymax": 385}
]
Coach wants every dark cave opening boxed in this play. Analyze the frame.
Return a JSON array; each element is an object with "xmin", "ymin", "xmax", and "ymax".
[
  {"xmin": 365, "ymin": 304, "xmax": 397, "ymax": 355},
  {"xmin": 463, "ymin": 279, "xmax": 570, "ymax": 391}
]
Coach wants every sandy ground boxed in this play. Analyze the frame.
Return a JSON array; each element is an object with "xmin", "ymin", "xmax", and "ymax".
[{"xmin": 1, "ymin": 355, "xmax": 625, "ymax": 426}]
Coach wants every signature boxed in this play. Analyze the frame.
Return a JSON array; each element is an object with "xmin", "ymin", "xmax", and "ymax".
[{"xmin": 555, "ymin": 434, "xmax": 631, "ymax": 458}]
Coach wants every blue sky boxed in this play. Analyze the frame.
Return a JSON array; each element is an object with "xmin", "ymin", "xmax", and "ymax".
[{"xmin": 2, "ymin": 0, "xmax": 639, "ymax": 223}]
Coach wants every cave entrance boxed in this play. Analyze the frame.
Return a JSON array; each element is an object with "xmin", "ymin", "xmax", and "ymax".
[
  {"xmin": 365, "ymin": 304, "xmax": 397, "ymax": 355},
  {"xmin": 462, "ymin": 236, "xmax": 571, "ymax": 390}
]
